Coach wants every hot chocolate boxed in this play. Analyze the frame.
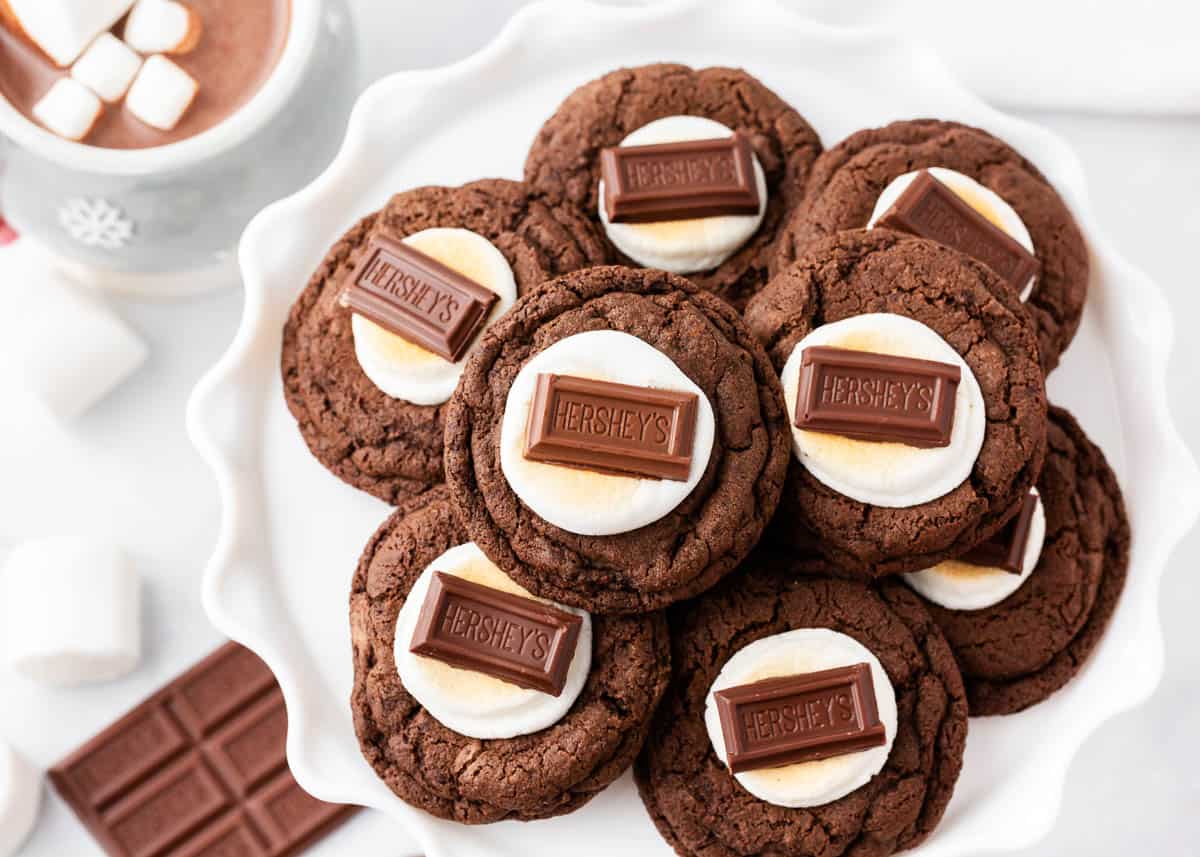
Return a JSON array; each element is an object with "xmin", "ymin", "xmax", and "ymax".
[{"xmin": 0, "ymin": 0, "xmax": 290, "ymax": 149}]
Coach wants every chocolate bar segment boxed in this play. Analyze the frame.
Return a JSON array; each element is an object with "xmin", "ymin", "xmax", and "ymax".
[
  {"xmin": 714, "ymin": 663, "xmax": 887, "ymax": 774},
  {"xmin": 524, "ymin": 373, "xmax": 699, "ymax": 481},
  {"xmin": 795, "ymin": 345, "xmax": 961, "ymax": 448},
  {"xmin": 50, "ymin": 643, "xmax": 357, "ymax": 857},
  {"xmin": 960, "ymin": 490, "xmax": 1039, "ymax": 573},
  {"xmin": 339, "ymin": 234, "xmax": 499, "ymax": 363},
  {"xmin": 410, "ymin": 572, "xmax": 583, "ymax": 696},
  {"xmin": 601, "ymin": 133, "xmax": 760, "ymax": 223},
  {"xmin": 876, "ymin": 170, "xmax": 1040, "ymax": 293}
]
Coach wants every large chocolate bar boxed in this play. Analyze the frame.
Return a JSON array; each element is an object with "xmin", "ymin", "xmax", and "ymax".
[
  {"xmin": 410, "ymin": 572, "xmax": 583, "ymax": 696},
  {"xmin": 600, "ymin": 134, "xmax": 760, "ymax": 223},
  {"xmin": 50, "ymin": 643, "xmax": 357, "ymax": 857},
  {"xmin": 339, "ymin": 234, "xmax": 498, "ymax": 363},
  {"xmin": 714, "ymin": 663, "xmax": 887, "ymax": 774},
  {"xmin": 795, "ymin": 345, "xmax": 961, "ymax": 448},
  {"xmin": 524, "ymin": 373, "xmax": 699, "ymax": 481},
  {"xmin": 960, "ymin": 490, "xmax": 1039, "ymax": 573},
  {"xmin": 876, "ymin": 170, "xmax": 1040, "ymax": 293}
]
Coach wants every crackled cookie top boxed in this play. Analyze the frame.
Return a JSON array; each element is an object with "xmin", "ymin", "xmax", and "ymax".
[
  {"xmin": 445, "ymin": 265, "xmax": 792, "ymax": 614},
  {"xmin": 281, "ymin": 179, "xmax": 608, "ymax": 505},
  {"xmin": 525, "ymin": 63, "xmax": 822, "ymax": 309},
  {"xmin": 775, "ymin": 119, "xmax": 1087, "ymax": 371},
  {"xmin": 635, "ymin": 561, "xmax": 968, "ymax": 857},
  {"xmin": 909, "ymin": 406, "xmax": 1130, "ymax": 715},
  {"xmin": 745, "ymin": 230, "xmax": 1047, "ymax": 580},
  {"xmin": 350, "ymin": 487, "xmax": 670, "ymax": 823}
]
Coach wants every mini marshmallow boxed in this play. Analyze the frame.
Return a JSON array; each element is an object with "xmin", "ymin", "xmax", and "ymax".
[
  {"xmin": 32, "ymin": 78, "xmax": 102, "ymax": 141},
  {"xmin": 0, "ymin": 740, "xmax": 41, "ymax": 857},
  {"xmin": 1, "ymin": 0, "xmax": 136, "ymax": 66},
  {"xmin": 125, "ymin": 54, "xmax": 198, "ymax": 131},
  {"xmin": 9, "ymin": 258, "xmax": 147, "ymax": 422},
  {"xmin": 3, "ymin": 538, "xmax": 141, "ymax": 686},
  {"xmin": 124, "ymin": 0, "xmax": 202, "ymax": 55},
  {"xmin": 71, "ymin": 33, "xmax": 143, "ymax": 103}
]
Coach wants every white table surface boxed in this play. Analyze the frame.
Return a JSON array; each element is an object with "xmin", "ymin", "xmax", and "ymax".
[{"xmin": 2, "ymin": 2, "xmax": 1198, "ymax": 855}]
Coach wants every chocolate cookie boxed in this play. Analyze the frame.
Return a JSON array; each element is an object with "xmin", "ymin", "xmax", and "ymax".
[
  {"xmin": 910, "ymin": 406, "xmax": 1130, "ymax": 715},
  {"xmin": 444, "ymin": 265, "xmax": 792, "ymax": 614},
  {"xmin": 282, "ymin": 179, "xmax": 608, "ymax": 505},
  {"xmin": 524, "ymin": 64, "xmax": 822, "ymax": 309},
  {"xmin": 745, "ymin": 229, "xmax": 1048, "ymax": 580},
  {"xmin": 635, "ymin": 558, "xmax": 968, "ymax": 857},
  {"xmin": 349, "ymin": 487, "xmax": 671, "ymax": 822},
  {"xmin": 774, "ymin": 119, "xmax": 1087, "ymax": 371}
]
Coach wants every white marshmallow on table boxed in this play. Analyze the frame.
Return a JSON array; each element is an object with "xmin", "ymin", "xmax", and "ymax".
[
  {"xmin": 8, "ymin": 255, "xmax": 147, "ymax": 423},
  {"xmin": 905, "ymin": 489, "xmax": 1047, "ymax": 610},
  {"xmin": 71, "ymin": 33, "xmax": 143, "ymax": 103},
  {"xmin": 780, "ymin": 313, "xmax": 986, "ymax": 508},
  {"xmin": 125, "ymin": 54, "xmax": 198, "ymax": 131},
  {"xmin": 704, "ymin": 629, "xmax": 897, "ymax": 808},
  {"xmin": 598, "ymin": 115, "xmax": 768, "ymax": 274},
  {"xmin": 498, "ymin": 330, "xmax": 716, "ymax": 536},
  {"xmin": 868, "ymin": 167, "xmax": 1038, "ymax": 301},
  {"xmin": 32, "ymin": 78, "xmax": 102, "ymax": 142},
  {"xmin": 1, "ymin": 0, "xmax": 136, "ymax": 66},
  {"xmin": 0, "ymin": 739, "xmax": 41, "ymax": 857},
  {"xmin": 2, "ymin": 538, "xmax": 141, "ymax": 686},
  {"xmin": 352, "ymin": 228, "xmax": 518, "ymax": 405},
  {"xmin": 123, "ymin": 0, "xmax": 202, "ymax": 55},
  {"xmin": 394, "ymin": 543, "xmax": 592, "ymax": 740}
]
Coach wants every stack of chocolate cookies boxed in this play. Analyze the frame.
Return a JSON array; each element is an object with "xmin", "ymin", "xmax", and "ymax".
[{"xmin": 281, "ymin": 63, "xmax": 1129, "ymax": 856}]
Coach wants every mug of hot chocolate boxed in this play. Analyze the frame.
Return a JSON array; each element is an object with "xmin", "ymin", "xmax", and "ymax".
[{"xmin": 0, "ymin": 0, "xmax": 357, "ymax": 295}]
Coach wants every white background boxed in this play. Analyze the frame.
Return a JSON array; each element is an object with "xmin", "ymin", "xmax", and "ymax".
[{"xmin": 2, "ymin": 2, "xmax": 1198, "ymax": 855}]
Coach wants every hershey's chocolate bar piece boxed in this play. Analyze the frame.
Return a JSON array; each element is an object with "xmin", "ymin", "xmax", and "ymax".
[
  {"xmin": 410, "ymin": 572, "xmax": 583, "ymax": 696},
  {"xmin": 600, "ymin": 133, "xmax": 760, "ymax": 223},
  {"xmin": 795, "ymin": 345, "xmax": 961, "ymax": 448},
  {"xmin": 49, "ymin": 643, "xmax": 357, "ymax": 857},
  {"xmin": 876, "ymin": 170, "xmax": 1040, "ymax": 293},
  {"xmin": 714, "ymin": 663, "xmax": 887, "ymax": 774},
  {"xmin": 339, "ymin": 234, "xmax": 498, "ymax": 363},
  {"xmin": 960, "ymin": 490, "xmax": 1039, "ymax": 573},
  {"xmin": 524, "ymin": 373, "xmax": 699, "ymax": 481}
]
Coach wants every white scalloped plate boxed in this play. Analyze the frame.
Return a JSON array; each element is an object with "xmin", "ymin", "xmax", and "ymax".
[{"xmin": 187, "ymin": 2, "xmax": 1200, "ymax": 855}]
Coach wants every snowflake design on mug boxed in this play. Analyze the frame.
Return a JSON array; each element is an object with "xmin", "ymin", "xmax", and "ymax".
[{"xmin": 58, "ymin": 198, "xmax": 135, "ymax": 250}]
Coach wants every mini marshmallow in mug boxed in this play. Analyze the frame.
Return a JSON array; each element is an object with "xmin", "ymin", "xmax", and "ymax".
[
  {"xmin": 780, "ymin": 313, "xmax": 986, "ymax": 507},
  {"xmin": 1, "ymin": 0, "xmax": 136, "ymax": 66},
  {"xmin": 0, "ymin": 0, "xmax": 356, "ymax": 297},
  {"xmin": 905, "ymin": 489, "xmax": 1046, "ymax": 610},
  {"xmin": 32, "ymin": 78, "xmax": 102, "ymax": 142},
  {"xmin": 705, "ymin": 628, "xmax": 897, "ymax": 808},
  {"xmin": 499, "ymin": 330, "xmax": 716, "ymax": 536},
  {"xmin": 2, "ymin": 537, "xmax": 141, "ymax": 686},
  {"xmin": 0, "ymin": 739, "xmax": 41, "ymax": 857},
  {"xmin": 350, "ymin": 228, "xmax": 518, "ymax": 405},
  {"xmin": 123, "ymin": 0, "xmax": 203, "ymax": 55},
  {"xmin": 868, "ymin": 167, "xmax": 1037, "ymax": 301},
  {"xmin": 598, "ymin": 115, "xmax": 768, "ymax": 273},
  {"xmin": 125, "ymin": 54, "xmax": 198, "ymax": 131},
  {"xmin": 71, "ymin": 33, "xmax": 143, "ymax": 103},
  {"xmin": 394, "ymin": 543, "xmax": 592, "ymax": 740}
]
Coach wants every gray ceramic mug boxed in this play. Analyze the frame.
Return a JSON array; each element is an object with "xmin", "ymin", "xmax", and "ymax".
[{"xmin": 0, "ymin": 0, "xmax": 357, "ymax": 296}]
